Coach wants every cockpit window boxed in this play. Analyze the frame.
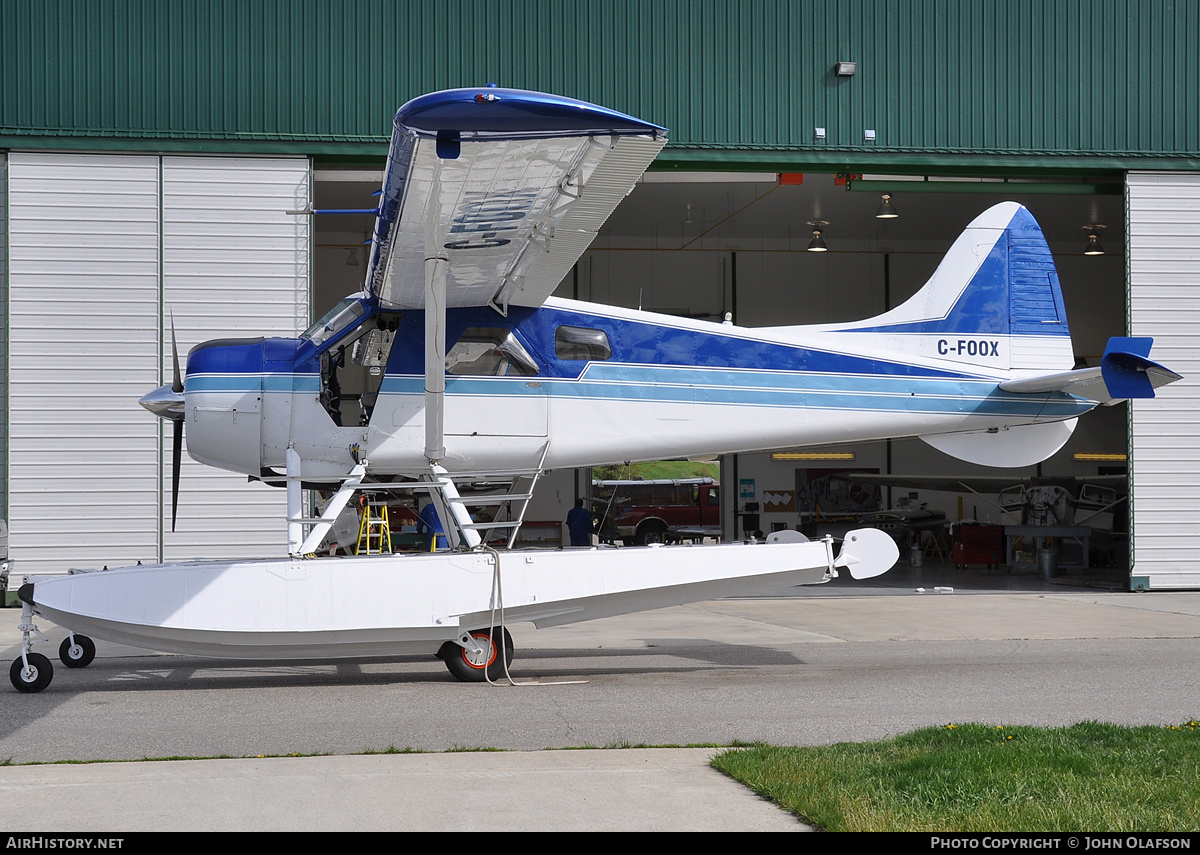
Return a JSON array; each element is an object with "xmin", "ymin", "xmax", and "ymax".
[
  {"xmin": 302, "ymin": 298, "xmax": 367, "ymax": 347},
  {"xmin": 555, "ymin": 325, "xmax": 612, "ymax": 360},
  {"xmin": 446, "ymin": 327, "xmax": 539, "ymax": 377}
]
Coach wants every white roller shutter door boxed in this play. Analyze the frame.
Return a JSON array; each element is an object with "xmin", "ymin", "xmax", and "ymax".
[
  {"xmin": 162, "ymin": 156, "xmax": 309, "ymax": 562},
  {"xmin": 7, "ymin": 153, "xmax": 162, "ymax": 573},
  {"xmin": 1127, "ymin": 171, "xmax": 1200, "ymax": 590},
  {"xmin": 5, "ymin": 153, "xmax": 310, "ymax": 574}
]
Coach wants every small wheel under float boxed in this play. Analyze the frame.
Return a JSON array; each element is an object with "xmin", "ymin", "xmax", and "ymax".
[
  {"xmin": 60, "ymin": 634, "xmax": 96, "ymax": 669},
  {"xmin": 440, "ymin": 625, "xmax": 515, "ymax": 682},
  {"xmin": 10, "ymin": 652, "xmax": 53, "ymax": 693}
]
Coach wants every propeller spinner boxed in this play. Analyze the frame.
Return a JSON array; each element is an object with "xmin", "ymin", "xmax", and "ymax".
[{"xmin": 138, "ymin": 318, "xmax": 185, "ymax": 531}]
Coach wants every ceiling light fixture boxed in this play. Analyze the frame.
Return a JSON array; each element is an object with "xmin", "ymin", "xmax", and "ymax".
[
  {"xmin": 807, "ymin": 220, "xmax": 829, "ymax": 252},
  {"xmin": 876, "ymin": 193, "xmax": 899, "ymax": 218},
  {"xmin": 1083, "ymin": 224, "xmax": 1106, "ymax": 256}
]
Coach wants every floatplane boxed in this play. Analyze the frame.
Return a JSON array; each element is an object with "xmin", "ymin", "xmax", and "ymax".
[{"xmin": 10, "ymin": 87, "xmax": 1178, "ymax": 692}]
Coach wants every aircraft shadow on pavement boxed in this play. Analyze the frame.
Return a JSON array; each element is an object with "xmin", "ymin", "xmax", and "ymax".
[{"xmin": 3, "ymin": 641, "xmax": 805, "ymax": 699}]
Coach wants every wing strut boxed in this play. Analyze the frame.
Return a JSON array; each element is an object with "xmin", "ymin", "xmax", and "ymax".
[{"xmin": 424, "ymin": 165, "xmax": 448, "ymax": 464}]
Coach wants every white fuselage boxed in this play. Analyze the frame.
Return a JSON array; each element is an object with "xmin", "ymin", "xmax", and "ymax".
[{"xmin": 184, "ymin": 297, "xmax": 1088, "ymax": 482}]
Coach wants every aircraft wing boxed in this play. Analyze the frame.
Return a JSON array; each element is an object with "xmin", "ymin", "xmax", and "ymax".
[
  {"xmin": 999, "ymin": 337, "xmax": 1182, "ymax": 403},
  {"xmin": 365, "ymin": 87, "xmax": 668, "ymax": 313}
]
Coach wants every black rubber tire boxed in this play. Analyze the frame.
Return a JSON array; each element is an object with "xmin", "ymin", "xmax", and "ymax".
[
  {"xmin": 636, "ymin": 521, "xmax": 667, "ymax": 545},
  {"xmin": 60, "ymin": 635, "xmax": 96, "ymax": 669},
  {"xmin": 10, "ymin": 653, "xmax": 53, "ymax": 693},
  {"xmin": 443, "ymin": 625, "xmax": 515, "ymax": 682}
]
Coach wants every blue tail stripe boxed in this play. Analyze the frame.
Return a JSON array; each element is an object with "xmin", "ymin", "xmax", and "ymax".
[{"xmin": 837, "ymin": 205, "xmax": 1070, "ymax": 338}]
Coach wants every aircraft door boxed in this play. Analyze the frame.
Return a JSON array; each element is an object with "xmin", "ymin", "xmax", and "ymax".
[
  {"xmin": 314, "ymin": 314, "xmax": 401, "ymax": 429},
  {"xmin": 444, "ymin": 326, "xmax": 548, "ymax": 438}
]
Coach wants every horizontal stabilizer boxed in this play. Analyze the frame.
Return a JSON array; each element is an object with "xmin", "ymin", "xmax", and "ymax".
[{"xmin": 999, "ymin": 337, "xmax": 1181, "ymax": 403}]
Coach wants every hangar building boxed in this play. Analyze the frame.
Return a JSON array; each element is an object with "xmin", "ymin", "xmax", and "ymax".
[{"xmin": 1, "ymin": 0, "xmax": 1197, "ymax": 589}]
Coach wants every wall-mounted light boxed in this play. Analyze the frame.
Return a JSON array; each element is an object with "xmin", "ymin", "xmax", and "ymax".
[
  {"xmin": 814, "ymin": 127, "xmax": 826, "ymax": 140},
  {"xmin": 835, "ymin": 61, "xmax": 857, "ymax": 76},
  {"xmin": 1073, "ymin": 452, "xmax": 1127, "ymax": 461},
  {"xmin": 863, "ymin": 129, "xmax": 877, "ymax": 143},
  {"xmin": 806, "ymin": 220, "xmax": 829, "ymax": 252},
  {"xmin": 876, "ymin": 193, "xmax": 899, "ymax": 218},
  {"xmin": 1083, "ymin": 224, "xmax": 1106, "ymax": 255}
]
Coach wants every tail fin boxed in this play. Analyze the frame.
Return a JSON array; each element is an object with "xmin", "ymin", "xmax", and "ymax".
[{"xmin": 791, "ymin": 201, "xmax": 1075, "ymax": 376}]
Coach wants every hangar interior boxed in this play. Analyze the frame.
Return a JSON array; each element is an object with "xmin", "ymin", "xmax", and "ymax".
[{"xmin": 311, "ymin": 167, "xmax": 1129, "ymax": 551}]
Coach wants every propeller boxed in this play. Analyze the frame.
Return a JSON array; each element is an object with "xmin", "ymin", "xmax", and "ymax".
[
  {"xmin": 169, "ymin": 318, "xmax": 183, "ymax": 532},
  {"xmin": 139, "ymin": 314, "xmax": 186, "ymax": 532}
]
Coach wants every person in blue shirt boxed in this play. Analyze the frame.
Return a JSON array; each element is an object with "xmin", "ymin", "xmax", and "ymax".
[
  {"xmin": 419, "ymin": 502, "xmax": 448, "ymax": 552},
  {"xmin": 566, "ymin": 498, "xmax": 595, "ymax": 547}
]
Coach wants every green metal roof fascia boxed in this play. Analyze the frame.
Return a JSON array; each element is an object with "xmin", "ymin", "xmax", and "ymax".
[
  {"xmin": 845, "ymin": 179, "xmax": 1121, "ymax": 196},
  {"xmin": 3, "ymin": 136, "xmax": 1197, "ymax": 175},
  {"xmin": 655, "ymin": 150, "xmax": 1200, "ymax": 175}
]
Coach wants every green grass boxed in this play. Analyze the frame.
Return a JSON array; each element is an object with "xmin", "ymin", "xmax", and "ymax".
[
  {"xmin": 710, "ymin": 721, "xmax": 1200, "ymax": 832},
  {"xmin": 592, "ymin": 459, "xmax": 719, "ymax": 482}
]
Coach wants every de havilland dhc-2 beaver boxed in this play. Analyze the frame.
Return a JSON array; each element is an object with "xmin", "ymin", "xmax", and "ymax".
[{"xmin": 10, "ymin": 87, "xmax": 1180, "ymax": 692}]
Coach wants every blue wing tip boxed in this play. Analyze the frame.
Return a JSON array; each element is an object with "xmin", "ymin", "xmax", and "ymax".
[{"xmin": 394, "ymin": 87, "xmax": 668, "ymax": 139}]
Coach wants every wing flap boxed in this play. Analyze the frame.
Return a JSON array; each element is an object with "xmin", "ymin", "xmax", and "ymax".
[{"xmin": 366, "ymin": 88, "xmax": 667, "ymax": 312}]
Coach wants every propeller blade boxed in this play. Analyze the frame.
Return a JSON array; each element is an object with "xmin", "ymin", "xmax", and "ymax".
[
  {"xmin": 171, "ymin": 419, "xmax": 183, "ymax": 532},
  {"xmin": 170, "ymin": 313, "xmax": 183, "ymax": 394}
]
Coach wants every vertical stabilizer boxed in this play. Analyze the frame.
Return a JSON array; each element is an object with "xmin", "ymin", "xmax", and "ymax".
[{"xmin": 783, "ymin": 202, "xmax": 1075, "ymax": 377}]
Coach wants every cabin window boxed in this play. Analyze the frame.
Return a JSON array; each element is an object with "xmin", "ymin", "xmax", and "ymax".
[
  {"xmin": 302, "ymin": 297, "xmax": 366, "ymax": 347},
  {"xmin": 446, "ymin": 327, "xmax": 539, "ymax": 377},
  {"xmin": 555, "ymin": 325, "xmax": 612, "ymax": 360}
]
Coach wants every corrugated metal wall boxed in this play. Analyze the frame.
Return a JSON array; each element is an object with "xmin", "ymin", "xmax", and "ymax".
[
  {"xmin": 161, "ymin": 155, "xmax": 310, "ymax": 562},
  {"xmin": 7, "ymin": 153, "xmax": 163, "ymax": 571},
  {"xmin": 1127, "ymin": 172, "xmax": 1200, "ymax": 590},
  {"xmin": 0, "ymin": 153, "xmax": 6, "ymax": 523},
  {"xmin": 4, "ymin": 153, "xmax": 309, "ymax": 575},
  {"xmin": 2, "ymin": 0, "xmax": 1198, "ymax": 166}
]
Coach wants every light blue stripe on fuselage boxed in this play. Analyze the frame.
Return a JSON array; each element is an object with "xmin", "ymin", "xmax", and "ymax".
[
  {"xmin": 185, "ymin": 367, "xmax": 1091, "ymax": 420},
  {"xmin": 377, "ymin": 369, "xmax": 1091, "ymax": 419}
]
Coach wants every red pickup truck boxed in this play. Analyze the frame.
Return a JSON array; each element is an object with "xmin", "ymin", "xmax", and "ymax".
[{"xmin": 592, "ymin": 478, "xmax": 721, "ymax": 545}]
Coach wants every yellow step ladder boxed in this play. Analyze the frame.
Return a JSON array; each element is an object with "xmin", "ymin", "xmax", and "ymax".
[{"xmin": 355, "ymin": 497, "xmax": 392, "ymax": 555}]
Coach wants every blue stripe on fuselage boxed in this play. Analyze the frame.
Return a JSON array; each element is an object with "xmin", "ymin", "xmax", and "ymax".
[
  {"xmin": 386, "ymin": 303, "xmax": 994, "ymax": 382},
  {"xmin": 183, "ymin": 293, "xmax": 1082, "ymax": 422}
]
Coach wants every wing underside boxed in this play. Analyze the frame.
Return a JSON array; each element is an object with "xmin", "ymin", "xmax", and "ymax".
[{"xmin": 365, "ymin": 88, "xmax": 667, "ymax": 313}]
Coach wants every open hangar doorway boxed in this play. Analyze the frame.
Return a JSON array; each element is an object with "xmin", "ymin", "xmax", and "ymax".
[
  {"xmin": 565, "ymin": 170, "xmax": 1129, "ymax": 573},
  {"xmin": 305, "ymin": 166, "xmax": 1130, "ymax": 564}
]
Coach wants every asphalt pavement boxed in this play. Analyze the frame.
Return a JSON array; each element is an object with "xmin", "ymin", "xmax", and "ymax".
[{"xmin": 2, "ymin": 561, "xmax": 1199, "ymax": 832}]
